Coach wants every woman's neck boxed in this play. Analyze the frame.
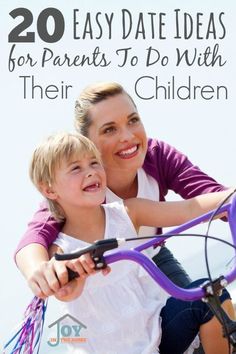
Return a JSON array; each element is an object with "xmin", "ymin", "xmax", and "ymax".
[
  {"xmin": 106, "ymin": 170, "xmax": 138, "ymax": 199},
  {"xmin": 62, "ymin": 205, "xmax": 105, "ymax": 243}
]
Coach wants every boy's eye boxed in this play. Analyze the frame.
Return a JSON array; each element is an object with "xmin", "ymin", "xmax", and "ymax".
[
  {"xmin": 71, "ymin": 165, "xmax": 80, "ymax": 171},
  {"xmin": 91, "ymin": 160, "xmax": 100, "ymax": 166}
]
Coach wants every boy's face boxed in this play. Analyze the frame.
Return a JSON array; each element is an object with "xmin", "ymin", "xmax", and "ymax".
[{"xmin": 48, "ymin": 153, "xmax": 106, "ymax": 210}]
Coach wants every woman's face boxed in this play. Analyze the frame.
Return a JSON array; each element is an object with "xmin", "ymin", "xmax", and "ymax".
[{"xmin": 87, "ymin": 93, "xmax": 148, "ymax": 176}]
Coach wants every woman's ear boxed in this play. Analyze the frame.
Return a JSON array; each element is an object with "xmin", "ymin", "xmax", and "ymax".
[{"xmin": 39, "ymin": 182, "xmax": 58, "ymax": 200}]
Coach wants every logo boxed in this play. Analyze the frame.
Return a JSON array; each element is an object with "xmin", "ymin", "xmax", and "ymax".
[{"xmin": 47, "ymin": 314, "xmax": 87, "ymax": 347}]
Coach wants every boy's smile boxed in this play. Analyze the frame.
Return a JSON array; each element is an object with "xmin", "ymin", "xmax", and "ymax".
[{"xmin": 82, "ymin": 181, "xmax": 102, "ymax": 192}]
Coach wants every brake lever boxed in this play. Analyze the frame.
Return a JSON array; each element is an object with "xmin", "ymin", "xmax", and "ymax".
[{"xmin": 55, "ymin": 238, "xmax": 119, "ymax": 281}]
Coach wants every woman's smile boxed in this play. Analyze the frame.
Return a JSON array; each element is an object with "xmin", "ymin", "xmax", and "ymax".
[{"xmin": 115, "ymin": 144, "xmax": 139, "ymax": 159}]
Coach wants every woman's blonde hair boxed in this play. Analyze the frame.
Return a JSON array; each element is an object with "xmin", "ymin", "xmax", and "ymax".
[
  {"xmin": 74, "ymin": 82, "xmax": 136, "ymax": 136},
  {"xmin": 30, "ymin": 132, "xmax": 102, "ymax": 220}
]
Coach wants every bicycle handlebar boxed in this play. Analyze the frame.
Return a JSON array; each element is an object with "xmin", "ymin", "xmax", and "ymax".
[{"xmin": 56, "ymin": 193, "xmax": 236, "ymax": 302}]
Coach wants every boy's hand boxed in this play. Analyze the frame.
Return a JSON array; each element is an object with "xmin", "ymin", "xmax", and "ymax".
[
  {"xmin": 56, "ymin": 254, "xmax": 111, "ymax": 300},
  {"xmin": 27, "ymin": 252, "xmax": 110, "ymax": 300},
  {"xmin": 67, "ymin": 253, "xmax": 96, "ymax": 278},
  {"xmin": 27, "ymin": 257, "xmax": 69, "ymax": 299},
  {"xmin": 65, "ymin": 253, "xmax": 111, "ymax": 278}
]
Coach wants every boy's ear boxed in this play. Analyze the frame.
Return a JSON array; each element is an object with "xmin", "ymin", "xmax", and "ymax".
[{"xmin": 39, "ymin": 182, "xmax": 58, "ymax": 200}]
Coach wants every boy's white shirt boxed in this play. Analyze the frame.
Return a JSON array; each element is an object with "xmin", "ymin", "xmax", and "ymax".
[
  {"xmin": 54, "ymin": 168, "xmax": 199, "ymax": 353},
  {"xmin": 54, "ymin": 200, "xmax": 166, "ymax": 354},
  {"xmin": 106, "ymin": 168, "xmax": 160, "ymax": 258}
]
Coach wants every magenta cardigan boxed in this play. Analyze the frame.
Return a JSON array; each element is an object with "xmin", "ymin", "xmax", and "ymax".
[{"xmin": 15, "ymin": 139, "xmax": 225, "ymax": 254}]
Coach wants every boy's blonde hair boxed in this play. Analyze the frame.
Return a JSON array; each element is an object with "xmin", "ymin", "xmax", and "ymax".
[
  {"xmin": 74, "ymin": 81, "xmax": 136, "ymax": 136},
  {"xmin": 30, "ymin": 132, "xmax": 102, "ymax": 220}
]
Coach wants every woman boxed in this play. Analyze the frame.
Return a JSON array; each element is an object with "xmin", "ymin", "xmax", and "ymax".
[{"xmin": 15, "ymin": 81, "xmax": 226, "ymax": 298}]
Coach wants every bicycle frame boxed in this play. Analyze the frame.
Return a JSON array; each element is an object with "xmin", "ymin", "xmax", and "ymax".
[
  {"xmin": 58, "ymin": 193, "xmax": 236, "ymax": 302},
  {"xmin": 105, "ymin": 196, "xmax": 236, "ymax": 301}
]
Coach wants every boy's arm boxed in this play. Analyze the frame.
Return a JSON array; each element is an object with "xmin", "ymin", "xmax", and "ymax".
[
  {"xmin": 16, "ymin": 244, "xmax": 50, "ymax": 297},
  {"xmin": 15, "ymin": 202, "xmax": 63, "ymax": 282},
  {"xmin": 125, "ymin": 189, "xmax": 233, "ymax": 229}
]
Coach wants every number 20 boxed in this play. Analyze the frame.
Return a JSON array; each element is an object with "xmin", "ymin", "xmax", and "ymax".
[{"xmin": 8, "ymin": 7, "xmax": 65, "ymax": 43}]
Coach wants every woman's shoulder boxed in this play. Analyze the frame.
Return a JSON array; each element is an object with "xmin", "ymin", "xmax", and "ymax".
[
  {"xmin": 144, "ymin": 138, "xmax": 169, "ymax": 173},
  {"xmin": 144, "ymin": 138, "xmax": 188, "ymax": 197},
  {"xmin": 147, "ymin": 138, "xmax": 181, "ymax": 154},
  {"xmin": 145, "ymin": 138, "xmax": 187, "ymax": 166}
]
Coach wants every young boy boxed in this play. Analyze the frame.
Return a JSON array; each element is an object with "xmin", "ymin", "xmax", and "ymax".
[{"xmin": 29, "ymin": 131, "xmax": 234, "ymax": 354}]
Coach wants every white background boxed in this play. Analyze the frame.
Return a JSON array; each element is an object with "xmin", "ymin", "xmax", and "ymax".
[{"xmin": 1, "ymin": 1, "xmax": 236, "ymax": 352}]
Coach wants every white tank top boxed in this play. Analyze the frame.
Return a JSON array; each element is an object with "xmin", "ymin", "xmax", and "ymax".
[
  {"xmin": 54, "ymin": 201, "xmax": 167, "ymax": 354},
  {"xmin": 106, "ymin": 168, "xmax": 160, "ymax": 258}
]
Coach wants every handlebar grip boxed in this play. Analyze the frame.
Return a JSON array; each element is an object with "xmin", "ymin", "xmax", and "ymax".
[
  {"xmin": 56, "ymin": 239, "xmax": 119, "ymax": 283},
  {"xmin": 67, "ymin": 267, "xmax": 79, "ymax": 281},
  {"xmin": 66, "ymin": 260, "xmax": 107, "ymax": 281}
]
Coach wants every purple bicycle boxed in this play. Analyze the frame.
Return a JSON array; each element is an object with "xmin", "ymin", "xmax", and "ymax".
[{"xmin": 4, "ymin": 190, "xmax": 236, "ymax": 353}]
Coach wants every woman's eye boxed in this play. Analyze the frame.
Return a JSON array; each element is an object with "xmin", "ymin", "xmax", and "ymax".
[
  {"xmin": 103, "ymin": 126, "xmax": 115, "ymax": 134},
  {"xmin": 129, "ymin": 116, "xmax": 139, "ymax": 124}
]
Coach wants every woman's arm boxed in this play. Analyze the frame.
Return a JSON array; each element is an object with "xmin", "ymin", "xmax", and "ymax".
[
  {"xmin": 144, "ymin": 139, "xmax": 227, "ymax": 200},
  {"xmin": 15, "ymin": 202, "xmax": 63, "ymax": 256},
  {"xmin": 125, "ymin": 189, "xmax": 233, "ymax": 230}
]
